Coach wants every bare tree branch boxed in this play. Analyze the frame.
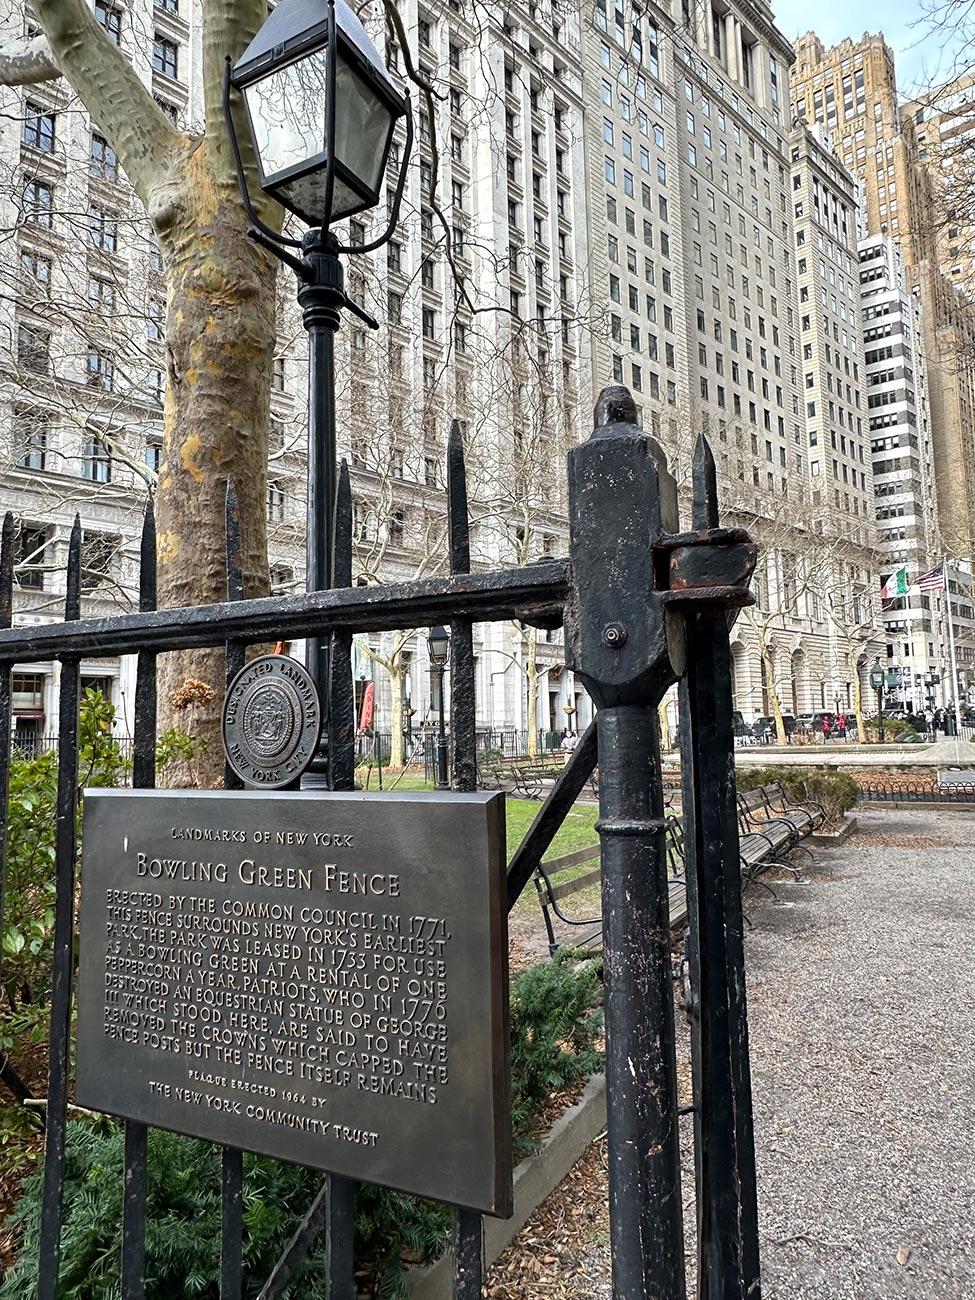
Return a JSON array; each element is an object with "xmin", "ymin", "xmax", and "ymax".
[
  {"xmin": 25, "ymin": 0, "xmax": 182, "ymax": 209},
  {"xmin": 0, "ymin": 33, "xmax": 60, "ymax": 85}
]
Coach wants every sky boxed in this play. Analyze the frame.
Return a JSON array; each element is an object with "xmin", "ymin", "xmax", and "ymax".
[{"xmin": 771, "ymin": 0, "xmax": 969, "ymax": 96}]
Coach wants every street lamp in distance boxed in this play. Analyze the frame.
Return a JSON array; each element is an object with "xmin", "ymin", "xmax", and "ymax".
[
  {"xmin": 869, "ymin": 657, "xmax": 886, "ymax": 743},
  {"xmin": 224, "ymin": 0, "xmax": 412, "ymax": 785},
  {"xmin": 428, "ymin": 625, "xmax": 450, "ymax": 790}
]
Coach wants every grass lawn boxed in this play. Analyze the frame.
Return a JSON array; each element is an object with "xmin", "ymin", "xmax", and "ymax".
[{"xmin": 355, "ymin": 767, "xmax": 600, "ymax": 907}]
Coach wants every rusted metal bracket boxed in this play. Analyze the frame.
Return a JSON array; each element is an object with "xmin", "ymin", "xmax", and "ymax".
[{"xmin": 655, "ymin": 527, "xmax": 757, "ymax": 610}]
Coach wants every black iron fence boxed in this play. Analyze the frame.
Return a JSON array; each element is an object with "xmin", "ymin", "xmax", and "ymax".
[{"xmin": 0, "ymin": 387, "xmax": 763, "ymax": 1299}]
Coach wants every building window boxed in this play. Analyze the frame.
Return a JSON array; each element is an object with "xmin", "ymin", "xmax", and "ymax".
[
  {"xmin": 267, "ymin": 481, "xmax": 286, "ymax": 521},
  {"xmin": 145, "ymin": 439, "xmax": 163, "ymax": 473},
  {"xmin": 23, "ymin": 101, "xmax": 56, "ymax": 152},
  {"xmin": 88, "ymin": 206, "xmax": 118, "ymax": 253},
  {"xmin": 23, "ymin": 178, "xmax": 53, "ymax": 227},
  {"xmin": 272, "ymin": 356, "xmax": 287, "ymax": 391},
  {"xmin": 387, "ymin": 240, "xmax": 402, "ymax": 272},
  {"xmin": 80, "ymin": 531, "xmax": 118, "ymax": 590},
  {"xmin": 90, "ymin": 133, "xmax": 118, "ymax": 181},
  {"xmin": 156, "ymin": 0, "xmax": 179, "ymax": 11},
  {"xmin": 388, "ymin": 292, "xmax": 402, "ymax": 325},
  {"xmin": 87, "ymin": 276, "xmax": 115, "ymax": 309},
  {"xmin": 17, "ymin": 323, "xmax": 50, "ymax": 375},
  {"xmin": 153, "ymin": 35, "xmax": 178, "ymax": 78},
  {"xmin": 15, "ymin": 524, "xmax": 50, "ymax": 589},
  {"xmin": 147, "ymin": 300, "xmax": 164, "ymax": 342},
  {"xmin": 14, "ymin": 409, "xmax": 49, "ymax": 470},
  {"xmin": 19, "ymin": 248, "xmax": 52, "ymax": 298},
  {"xmin": 422, "ymin": 307, "xmax": 435, "ymax": 339},
  {"xmin": 86, "ymin": 351, "xmax": 115, "ymax": 391},
  {"xmin": 96, "ymin": 1, "xmax": 122, "ymax": 43},
  {"xmin": 83, "ymin": 434, "xmax": 112, "ymax": 483}
]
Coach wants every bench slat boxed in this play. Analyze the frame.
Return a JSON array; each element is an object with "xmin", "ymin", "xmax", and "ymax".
[
  {"xmin": 543, "ymin": 844, "xmax": 601, "ymax": 873},
  {"xmin": 550, "ymin": 866, "xmax": 603, "ymax": 901}
]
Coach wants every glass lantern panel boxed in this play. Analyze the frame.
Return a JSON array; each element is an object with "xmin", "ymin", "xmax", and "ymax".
[
  {"xmin": 335, "ymin": 55, "xmax": 394, "ymax": 197},
  {"xmin": 243, "ymin": 48, "xmax": 330, "ymax": 182},
  {"xmin": 277, "ymin": 170, "xmax": 363, "ymax": 225}
]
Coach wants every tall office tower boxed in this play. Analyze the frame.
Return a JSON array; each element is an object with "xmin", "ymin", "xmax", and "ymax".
[
  {"xmin": 912, "ymin": 70, "xmax": 975, "ymax": 301},
  {"xmin": 790, "ymin": 122, "xmax": 873, "ymax": 535},
  {"xmin": 791, "ymin": 32, "xmax": 975, "ymax": 565},
  {"xmin": 583, "ymin": 1, "xmax": 882, "ymax": 722},
  {"xmin": 0, "ymin": 0, "xmax": 595, "ymax": 748}
]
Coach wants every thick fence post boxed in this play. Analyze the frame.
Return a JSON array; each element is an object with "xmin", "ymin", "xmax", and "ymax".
[
  {"xmin": 37, "ymin": 517, "xmax": 83, "ymax": 1300},
  {"xmin": 122, "ymin": 503, "xmax": 158, "ymax": 1300},
  {"xmin": 679, "ymin": 438, "xmax": 761, "ymax": 1299},
  {"xmin": 221, "ymin": 480, "xmax": 245, "ymax": 1300},
  {"xmin": 565, "ymin": 387, "xmax": 686, "ymax": 1299}
]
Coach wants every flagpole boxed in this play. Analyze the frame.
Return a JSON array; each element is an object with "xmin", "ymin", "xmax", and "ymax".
[{"xmin": 943, "ymin": 556, "xmax": 963, "ymax": 740}]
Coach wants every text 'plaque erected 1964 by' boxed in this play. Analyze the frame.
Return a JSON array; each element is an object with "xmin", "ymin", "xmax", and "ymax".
[{"xmin": 76, "ymin": 789, "xmax": 512, "ymax": 1217}]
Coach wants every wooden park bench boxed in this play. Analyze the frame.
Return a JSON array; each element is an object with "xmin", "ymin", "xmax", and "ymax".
[
  {"xmin": 511, "ymin": 753, "xmax": 567, "ymax": 798},
  {"xmin": 735, "ymin": 783, "xmax": 821, "ymax": 887},
  {"xmin": 533, "ymin": 816, "xmax": 687, "ymax": 956}
]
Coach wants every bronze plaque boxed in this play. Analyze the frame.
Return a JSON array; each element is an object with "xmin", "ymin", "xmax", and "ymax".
[{"xmin": 76, "ymin": 790, "xmax": 511, "ymax": 1216}]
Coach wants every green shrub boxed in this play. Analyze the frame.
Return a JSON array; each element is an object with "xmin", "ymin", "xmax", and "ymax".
[
  {"xmin": 509, "ymin": 954, "xmax": 603, "ymax": 1156},
  {"xmin": 1, "ymin": 959, "xmax": 604, "ymax": 1299},
  {"xmin": 860, "ymin": 715, "xmax": 922, "ymax": 743},
  {"xmin": 736, "ymin": 765, "xmax": 858, "ymax": 824}
]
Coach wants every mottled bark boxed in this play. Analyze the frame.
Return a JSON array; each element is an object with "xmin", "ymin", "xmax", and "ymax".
[
  {"xmin": 154, "ymin": 140, "xmax": 276, "ymax": 763},
  {"xmin": 3, "ymin": 0, "xmax": 279, "ymax": 780}
]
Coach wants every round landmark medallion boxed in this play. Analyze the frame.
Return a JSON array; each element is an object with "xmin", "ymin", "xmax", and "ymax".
[{"xmin": 222, "ymin": 654, "xmax": 321, "ymax": 788}]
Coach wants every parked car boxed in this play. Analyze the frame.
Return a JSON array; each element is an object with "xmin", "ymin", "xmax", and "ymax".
[
  {"xmin": 795, "ymin": 713, "xmax": 816, "ymax": 732},
  {"xmin": 751, "ymin": 714, "xmax": 796, "ymax": 741}
]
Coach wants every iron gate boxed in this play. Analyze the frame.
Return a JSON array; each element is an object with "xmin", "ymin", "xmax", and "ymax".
[{"xmin": 0, "ymin": 385, "xmax": 760, "ymax": 1299}]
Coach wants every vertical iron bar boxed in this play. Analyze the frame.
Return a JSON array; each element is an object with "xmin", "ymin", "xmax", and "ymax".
[
  {"xmin": 325, "ymin": 1176, "xmax": 356, "ymax": 1300},
  {"xmin": 452, "ymin": 1209, "xmax": 484, "ymax": 1299},
  {"xmin": 221, "ymin": 479, "xmax": 245, "ymax": 1300},
  {"xmin": 0, "ymin": 513, "xmax": 14, "ymax": 985},
  {"xmin": 597, "ymin": 705, "xmax": 686, "ymax": 1299},
  {"xmin": 122, "ymin": 504, "xmax": 158, "ymax": 1300},
  {"xmin": 325, "ymin": 459, "xmax": 358, "ymax": 1298},
  {"xmin": 446, "ymin": 421, "xmax": 483, "ymax": 1296},
  {"xmin": 447, "ymin": 421, "xmax": 476, "ymax": 795},
  {"xmin": 37, "ymin": 516, "xmax": 82, "ymax": 1300},
  {"xmin": 328, "ymin": 461, "xmax": 355, "ymax": 791},
  {"xmin": 679, "ymin": 438, "xmax": 761, "ymax": 1299}
]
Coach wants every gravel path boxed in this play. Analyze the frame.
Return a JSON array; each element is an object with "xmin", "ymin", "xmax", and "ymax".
[{"xmin": 488, "ymin": 806, "xmax": 975, "ymax": 1298}]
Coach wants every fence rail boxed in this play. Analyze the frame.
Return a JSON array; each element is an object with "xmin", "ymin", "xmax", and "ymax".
[{"xmin": 0, "ymin": 388, "xmax": 764, "ymax": 1300}]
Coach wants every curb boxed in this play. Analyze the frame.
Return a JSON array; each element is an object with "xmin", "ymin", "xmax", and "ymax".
[
  {"xmin": 408, "ymin": 1073, "xmax": 607, "ymax": 1299},
  {"xmin": 809, "ymin": 814, "xmax": 858, "ymax": 845}
]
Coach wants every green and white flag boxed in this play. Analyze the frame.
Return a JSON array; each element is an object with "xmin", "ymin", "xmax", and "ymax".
[{"xmin": 881, "ymin": 568, "xmax": 909, "ymax": 600}]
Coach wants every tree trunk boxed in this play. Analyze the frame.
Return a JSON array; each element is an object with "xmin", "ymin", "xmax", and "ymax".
[
  {"xmin": 525, "ymin": 629, "xmax": 539, "ymax": 758},
  {"xmin": 155, "ymin": 141, "xmax": 276, "ymax": 777},
  {"xmin": 388, "ymin": 658, "xmax": 405, "ymax": 769},
  {"xmin": 658, "ymin": 698, "xmax": 672, "ymax": 751},
  {"xmin": 848, "ymin": 646, "xmax": 866, "ymax": 741},
  {"xmin": 760, "ymin": 641, "xmax": 786, "ymax": 743}
]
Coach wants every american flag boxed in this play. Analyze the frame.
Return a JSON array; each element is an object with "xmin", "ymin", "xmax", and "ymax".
[{"xmin": 914, "ymin": 563, "xmax": 946, "ymax": 592}]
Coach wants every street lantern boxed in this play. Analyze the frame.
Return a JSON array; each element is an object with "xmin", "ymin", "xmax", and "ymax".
[
  {"xmin": 230, "ymin": 0, "xmax": 407, "ymax": 228},
  {"xmin": 428, "ymin": 625, "xmax": 450, "ymax": 670},
  {"xmin": 223, "ymin": 0, "xmax": 412, "ymax": 786},
  {"xmin": 869, "ymin": 657, "xmax": 887, "ymax": 743},
  {"xmin": 428, "ymin": 626, "xmax": 450, "ymax": 789}
]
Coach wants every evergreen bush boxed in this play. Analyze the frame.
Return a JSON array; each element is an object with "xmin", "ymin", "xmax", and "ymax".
[{"xmin": 0, "ymin": 959, "xmax": 604, "ymax": 1299}]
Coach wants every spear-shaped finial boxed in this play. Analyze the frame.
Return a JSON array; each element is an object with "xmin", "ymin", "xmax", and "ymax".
[{"xmin": 691, "ymin": 434, "xmax": 719, "ymax": 530}]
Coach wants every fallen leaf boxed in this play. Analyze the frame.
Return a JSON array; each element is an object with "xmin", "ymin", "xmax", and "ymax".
[{"xmin": 896, "ymin": 1246, "xmax": 912, "ymax": 1266}]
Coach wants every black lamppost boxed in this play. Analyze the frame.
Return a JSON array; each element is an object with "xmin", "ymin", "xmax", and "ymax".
[
  {"xmin": 869, "ymin": 658, "xmax": 885, "ymax": 742},
  {"xmin": 224, "ymin": 0, "xmax": 412, "ymax": 782},
  {"xmin": 428, "ymin": 625, "xmax": 450, "ymax": 789}
]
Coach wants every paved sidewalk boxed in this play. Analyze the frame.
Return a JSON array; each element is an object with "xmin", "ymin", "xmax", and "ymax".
[
  {"xmin": 749, "ymin": 806, "xmax": 975, "ymax": 1298},
  {"xmin": 488, "ymin": 805, "xmax": 975, "ymax": 1297}
]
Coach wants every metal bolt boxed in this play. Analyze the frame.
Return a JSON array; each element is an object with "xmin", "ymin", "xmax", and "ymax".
[{"xmin": 602, "ymin": 622, "xmax": 628, "ymax": 647}]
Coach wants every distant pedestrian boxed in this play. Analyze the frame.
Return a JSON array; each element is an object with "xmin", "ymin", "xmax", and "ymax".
[
  {"xmin": 822, "ymin": 715, "xmax": 832, "ymax": 743},
  {"xmin": 836, "ymin": 712, "xmax": 847, "ymax": 740}
]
